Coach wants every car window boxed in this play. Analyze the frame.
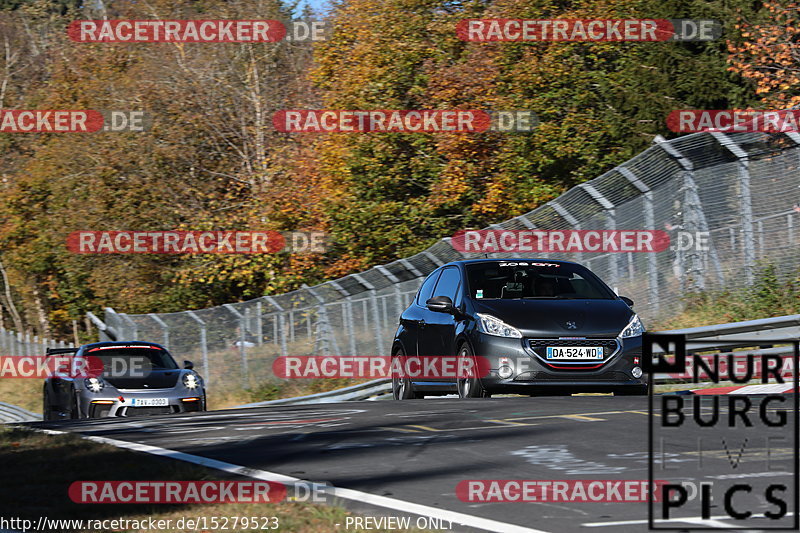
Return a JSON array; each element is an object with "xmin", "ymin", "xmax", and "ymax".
[
  {"xmin": 432, "ymin": 267, "xmax": 461, "ymax": 301},
  {"xmin": 466, "ymin": 261, "xmax": 615, "ymax": 300},
  {"xmin": 416, "ymin": 271, "xmax": 441, "ymax": 305},
  {"xmin": 86, "ymin": 346, "xmax": 179, "ymax": 375}
]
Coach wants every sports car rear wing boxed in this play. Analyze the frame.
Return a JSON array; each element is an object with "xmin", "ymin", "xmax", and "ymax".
[{"xmin": 45, "ymin": 347, "xmax": 79, "ymax": 357}]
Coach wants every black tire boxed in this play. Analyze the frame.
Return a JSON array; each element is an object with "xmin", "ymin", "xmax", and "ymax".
[
  {"xmin": 456, "ymin": 343, "xmax": 490, "ymax": 398},
  {"xmin": 615, "ymin": 385, "xmax": 648, "ymax": 396},
  {"xmin": 392, "ymin": 349, "xmax": 421, "ymax": 400},
  {"xmin": 42, "ymin": 388, "xmax": 54, "ymax": 421},
  {"xmin": 67, "ymin": 390, "xmax": 81, "ymax": 419}
]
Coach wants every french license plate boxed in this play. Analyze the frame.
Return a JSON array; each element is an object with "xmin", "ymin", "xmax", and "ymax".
[
  {"xmin": 130, "ymin": 398, "xmax": 168, "ymax": 407},
  {"xmin": 546, "ymin": 346, "xmax": 603, "ymax": 360}
]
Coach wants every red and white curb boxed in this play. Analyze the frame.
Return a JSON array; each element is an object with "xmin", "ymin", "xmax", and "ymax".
[{"xmin": 691, "ymin": 383, "xmax": 796, "ymax": 395}]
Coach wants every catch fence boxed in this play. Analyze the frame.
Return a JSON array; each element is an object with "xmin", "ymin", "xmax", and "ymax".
[{"xmin": 102, "ymin": 130, "xmax": 800, "ymax": 388}]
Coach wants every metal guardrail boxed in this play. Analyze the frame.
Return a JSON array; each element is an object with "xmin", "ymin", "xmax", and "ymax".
[
  {"xmin": 665, "ymin": 314, "xmax": 800, "ymax": 343},
  {"xmin": 236, "ymin": 378, "xmax": 393, "ymax": 408},
  {"xmin": 0, "ymin": 401, "xmax": 42, "ymax": 423},
  {"xmin": 2, "ymin": 314, "xmax": 795, "ymax": 418}
]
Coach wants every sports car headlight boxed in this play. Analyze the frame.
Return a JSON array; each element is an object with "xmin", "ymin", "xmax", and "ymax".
[
  {"xmin": 476, "ymin": 313, "xmax": 522, "ymax": 338},
  {"xmin": 84, "ymin": 377, "xmax": 104, "ymax": 393},
  {"xmin": 182, "ymin": 372, "xmax": 201, "ymax": 390},
  {"xmin": 621, "ymin": 314, "xmax": 645, "ymax": 338}
]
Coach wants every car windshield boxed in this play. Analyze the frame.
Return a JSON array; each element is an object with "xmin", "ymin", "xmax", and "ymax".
[
  {"xmin": 466, "ymin": 261, "xmax": 616, "ymax": 300},
  {"xmin": 85, "ymin": 346, "xmax": 179, "ymax": 376}
]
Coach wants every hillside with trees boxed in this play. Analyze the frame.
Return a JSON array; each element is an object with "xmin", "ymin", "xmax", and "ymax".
[{"xmin": 0, "ymin": 0, "xmax": 770, "ymax": 340}]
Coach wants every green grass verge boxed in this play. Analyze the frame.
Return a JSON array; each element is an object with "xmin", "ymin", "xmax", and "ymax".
[{"xmin": 0, "ymin": 426, "xmax": 427, "ymax": 533}]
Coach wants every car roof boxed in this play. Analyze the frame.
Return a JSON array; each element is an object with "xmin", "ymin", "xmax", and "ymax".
[{"xmin": 441, "ymin": 258, "xmax": 581, "ymax": 267}]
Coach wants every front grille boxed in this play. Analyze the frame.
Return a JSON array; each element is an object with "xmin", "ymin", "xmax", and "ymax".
[
  {"xmin": 528, "ymin": 338, "xmax": 618, "ymax": 358},
  {"xmin": 123, "ymin": 406, "xmax": 174, "ymax": 417}
]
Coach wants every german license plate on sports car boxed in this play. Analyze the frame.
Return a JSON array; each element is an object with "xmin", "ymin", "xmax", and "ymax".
[
  {"xmin": 546, "ymin": 346, "xmax": 603, "ymax": 360},
  {"xmin": 130, "ymin": 398, "xmax": 168, "ymax": 407}
]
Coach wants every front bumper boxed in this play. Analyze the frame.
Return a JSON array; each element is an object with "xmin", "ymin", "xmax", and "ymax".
[
  {"xmin": 80, "ymin": 388, "xmax": 205, "ymax": 418},
  {"xmin": 470, "ymin": 332, "xmax": 644, "ymax": 394}
]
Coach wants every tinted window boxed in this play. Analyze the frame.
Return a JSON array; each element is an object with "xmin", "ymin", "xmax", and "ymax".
[
  {"xmin": 86, "ymin": 346, "xmax": 179, "ymax": 374},
  {"xmin": 432, "ymin": 267, "xmax": 461, "ymax": 300},
  {"xmin": 466, "ymin": 261, "xmax": 615, "ymax": 300},
  {"xmin": 416, "ymin": 271, "xmax": 441, "ymax": 305}
]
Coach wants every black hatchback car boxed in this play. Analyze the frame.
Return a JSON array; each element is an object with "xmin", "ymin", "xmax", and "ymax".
[{"xmin": 390, "ymin": 259, "xmax": 646, "ymax": 399}]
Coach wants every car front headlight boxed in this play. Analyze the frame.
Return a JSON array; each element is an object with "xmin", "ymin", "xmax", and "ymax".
[
  {"xmin": 621, "ymin": 314, "xmax": 645, "ymax": 338},
  {"xmin": 476, "ymin": 313, "xmax": 522, "ymax": 338},
  {"xmin": 84, "ymin": 377, "xmax": 104, "ymax": 393},
  {"xmin": 182, "ymin": 372, "xmax": 201, "ymax": 390}
]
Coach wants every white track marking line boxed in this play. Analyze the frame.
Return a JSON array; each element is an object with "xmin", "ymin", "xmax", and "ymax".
[
  {"xmin": 38, "ymin": 428, "xmax": 548, "ymax": 533},
  {"xmin": 582, "ymin": 512, "xmax": 795, "ymax": 527}
]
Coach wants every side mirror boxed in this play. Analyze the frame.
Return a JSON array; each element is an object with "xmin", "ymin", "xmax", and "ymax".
[
  {"xmin": 183, "ymin": 360, "xmax": 194, "ymax": 370},
  {"xmin": 620, "ymin": 296, "xmax": 634, "ymax": 307},
  {"xmin": 426, "ymin": 296, "xmax": 455, "ymax": 314}
]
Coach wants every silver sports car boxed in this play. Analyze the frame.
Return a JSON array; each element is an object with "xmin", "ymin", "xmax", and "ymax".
[{"xmin": 42, "ymin": 341, "xmax": 206, "ymax": 419}]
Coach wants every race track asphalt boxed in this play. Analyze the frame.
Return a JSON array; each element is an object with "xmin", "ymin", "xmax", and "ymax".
[{"xmin": 32, "ymin": 395, "xmax": 798, "ymax": 532}]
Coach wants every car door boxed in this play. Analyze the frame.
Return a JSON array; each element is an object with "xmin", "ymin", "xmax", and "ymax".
[
  {"xmin": 47, "ymin": 352, "xmax": 77, "ymax": 413},
  {"xmin": 397, "ymin": 270, "xmax": 441, "ymax": 356},
  {"xmin": 418, "ymin": 266, "xmax": 462, "ymax": 358}
]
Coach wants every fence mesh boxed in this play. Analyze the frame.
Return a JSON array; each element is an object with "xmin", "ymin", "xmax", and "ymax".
[
  {"xmin": 103, "ymin": 130, "xmax": 800, "ymax": 389},
  {"xmin": 0, "ymin": 326, "xmax": 74, "ymax": 356}
]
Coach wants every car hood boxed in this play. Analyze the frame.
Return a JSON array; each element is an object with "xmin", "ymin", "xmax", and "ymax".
[
  {"xmin": 104, "ymin": 368, "xmax": 181, "ymax": 390},
  {"xmin": 471, "ymin": 298, "xmax": 635, "ymax": 337}
]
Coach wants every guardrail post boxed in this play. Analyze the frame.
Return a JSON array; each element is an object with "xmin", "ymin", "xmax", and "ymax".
[
  {"xmin": 654, "ymin": 136, "xmax": 725, "ymax": 291},
  {"xmin": 255, "ymin": 301, "xmax": 263, "ymax": 345},
  {"xmin": 344, "ymin": 298, "xmax": 356, "ymax": 355},
  {"xmin": 303, "ymin": 285, "xmax": 341, "ymax": 356},
  {"xmin": 148, "ymin": 313, "xmax": 169, "ymax": 348},
  {"xmin": 709, "ymin": 132, "xmax": 755, "ymax": 285},
  {"xmin": 581, "ymin": 183, "xmax": 618, "ymax": 290},
  {"xmin": 548, "ymin": 200, "xmax": 582, "ymax": 265},
  {"xmin": 620, "ymin": 166, "xmax": 662, "ymax": 314},
  {"xmin": 87, "ymin": 311, "xmax": 116, "ymax": 341},
  {"xmin": 119, "ymin": 313, "xmax": 138, "ymax": 341},
  {"xmin": 376, "ymin": 265, "xmax": 404, "ymax": 330},
  {"xmin": 223, "ymin": 304, "xmax": 248, "ymax": 387},
  {"xmin": 186, "ymin": 311, "xmax": 209, "ymax": 386},
  {"xmin": 681, "ymin": 171, "xmax": 706, "ymax": 291},
  {"xmin": 351, "ymin": 274, "xmax": 385, "ymax": 356},
  {"xmin": 263, "ymin": 296, "xmax": 288, "ymax": 357}
]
